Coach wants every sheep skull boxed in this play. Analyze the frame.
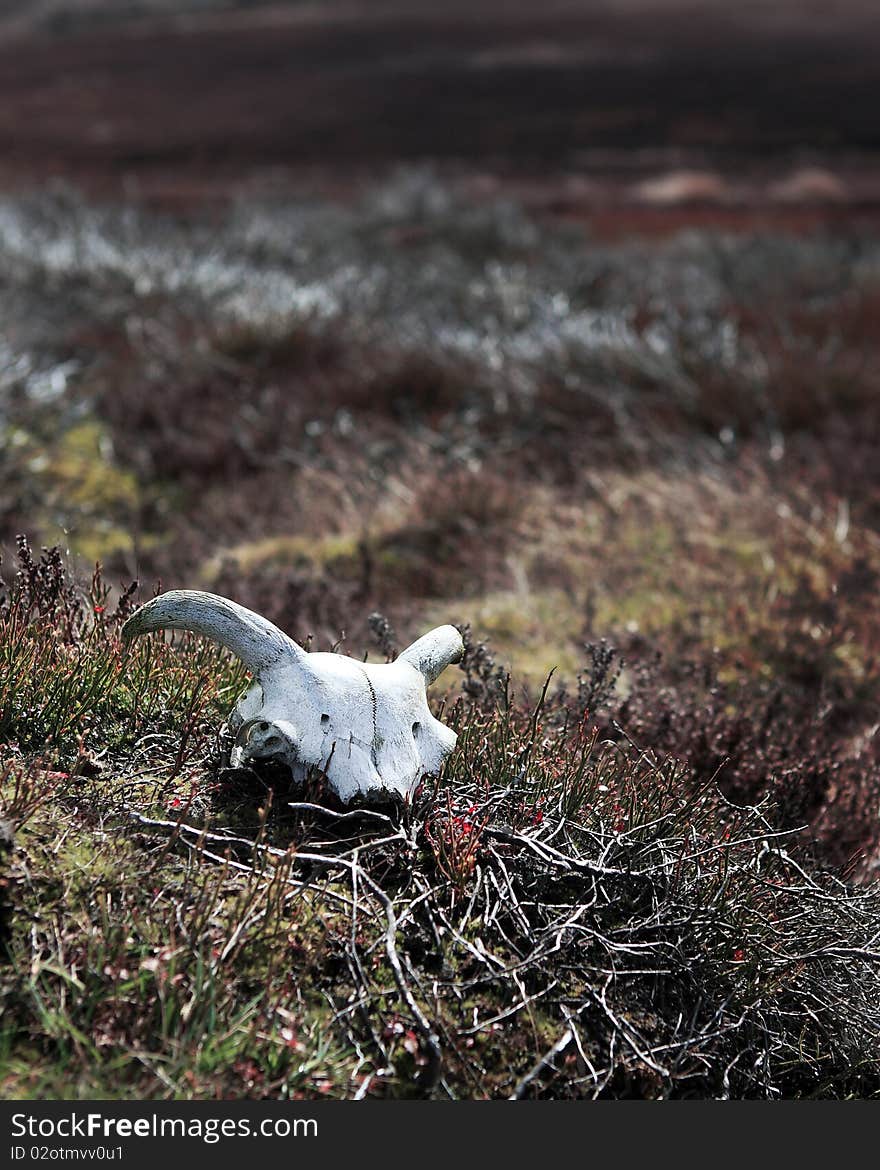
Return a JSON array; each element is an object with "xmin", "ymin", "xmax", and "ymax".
[{"xmin": 121, "ymin": 590, "xmax": 463, "ymax": 804}]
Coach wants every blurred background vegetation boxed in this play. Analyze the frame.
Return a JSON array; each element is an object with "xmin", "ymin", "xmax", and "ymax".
[{"xmin": 1, "ymin": 1, "xmax": 879, "ymax": 1098}]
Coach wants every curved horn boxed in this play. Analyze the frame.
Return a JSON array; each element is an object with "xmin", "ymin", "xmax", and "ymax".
[
  {"xmin": 121, "ymin": 590, "xmax": 304, "ymax": 677},
  {"xmin": 398, "ymin": 624, "xmax": 464, "ymax": 685}
]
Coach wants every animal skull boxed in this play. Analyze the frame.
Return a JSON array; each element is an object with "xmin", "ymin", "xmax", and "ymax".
[{"xmin": 121, "ymin": 590, "xmax": 464, "ymax": 804}]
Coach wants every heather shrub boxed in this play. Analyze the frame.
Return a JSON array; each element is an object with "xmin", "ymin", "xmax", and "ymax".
[{"xmin": 2, "ymin": 550, "xmax": 879, "ymax": 1098}]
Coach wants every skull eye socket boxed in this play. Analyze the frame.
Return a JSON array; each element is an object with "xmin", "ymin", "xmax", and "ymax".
[
  {"xmin": 257, "ymin": 721, "xmax": 270, "ymax": 732},
  {"xmin": 320, "ymin": 713, "xmax": 331, "ymax": 729},
  {"xmin": 412, "ymin": 721, "xmax": 421, "ymax": 739}
]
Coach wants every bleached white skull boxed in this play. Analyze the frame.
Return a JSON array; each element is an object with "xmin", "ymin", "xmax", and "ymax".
[{"xmin": 122, "ymin": 590, "xmax": 463, "ymax": 804}]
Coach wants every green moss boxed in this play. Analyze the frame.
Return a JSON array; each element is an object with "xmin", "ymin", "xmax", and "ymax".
[
  {"xmin": 52, "ymin": 422, "xmax": 139, "ymax": 514},
  {"xmin": 51, "ymin": 831, "xmax": 135, "ymax": 893},
  {"xmin": 201, "ymin": 532, "xmax": 362, "ymax": 582},
  {"xmin": 593, "ymin": 585, "xmax": 694, "ymax": 638},
  {"xmin": 432, "ymin": 589, "xmax": 583, "ymax": 686},
  {"xmin": 10, "ymin": 419, "xmax": 142, "ymax": 563}
]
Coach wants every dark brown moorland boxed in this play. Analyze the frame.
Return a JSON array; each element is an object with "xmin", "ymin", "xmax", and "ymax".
[{"xmin": 0, "ymin": 1, "xmax": 878, "ymax": 200}]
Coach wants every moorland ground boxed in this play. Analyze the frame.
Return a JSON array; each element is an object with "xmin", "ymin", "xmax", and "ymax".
[{"xmin": 1, "ymin": 0, "xmax": 879, "ymax": 1098}]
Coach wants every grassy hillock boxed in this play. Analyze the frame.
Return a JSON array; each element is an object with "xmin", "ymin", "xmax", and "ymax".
[{"xmin": 1, "ymin": 542, "xmax": 879, "ymax": 1099}]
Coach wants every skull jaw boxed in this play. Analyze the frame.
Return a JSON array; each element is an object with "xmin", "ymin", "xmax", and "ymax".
[
  {"xmin": 228, "ymin": 717, "xmax": 450, "ymax": 806},
  {"xmin": 235, "ymin": 741, "xmax": 428, "ymax": 806},
  {"xmin": 225, "ymin": 668, "xmax": 457, "ymax": 806},
  {"xmin": 323, "ymin": 747, "xmax": 419, "ymax": 807}
]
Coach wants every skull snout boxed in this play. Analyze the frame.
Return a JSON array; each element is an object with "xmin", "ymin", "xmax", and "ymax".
[{"xmin": 234, "ymin": 718, "xmax": 300, "ymax": 768}]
